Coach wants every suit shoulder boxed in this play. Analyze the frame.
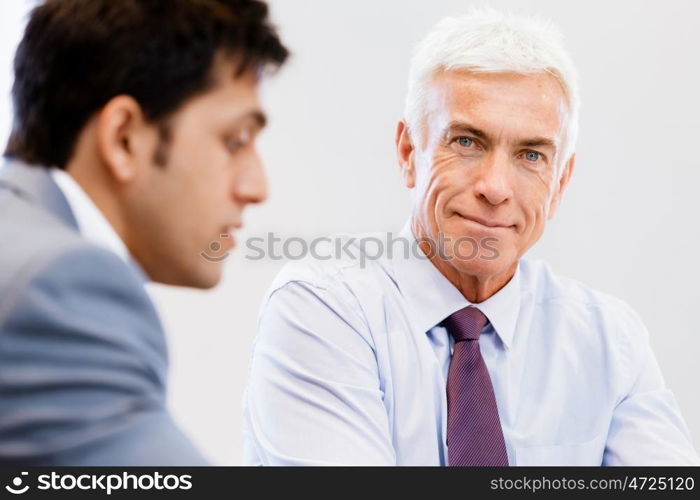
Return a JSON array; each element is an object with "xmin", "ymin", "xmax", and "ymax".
[
  {"xmin": 0, "ymin": 190, "xmax": 86, "ymax": 289},
  {"xmin": 0, "ymin": 232, "xmax": 158, "ymax": 344}
]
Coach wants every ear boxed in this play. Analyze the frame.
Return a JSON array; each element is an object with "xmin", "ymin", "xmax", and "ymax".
[
  {"xmin": 95, "ymin": 95, "xmax": 154, "ymax": 184},
  {"xmin": 395, "ymin": 120, "xmax": 416, "ymax": 189},
  {"xmin": 548, "ymin": 153, "xmax": 576, "ymax": 219}
]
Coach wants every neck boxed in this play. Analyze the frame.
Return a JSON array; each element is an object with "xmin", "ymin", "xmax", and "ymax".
[
  {"xmin": 64, "ymin": 157, "xmax": 129, "ymax": 248},
  {"xmin": 411, "ymin": 218, "xmax": 516, "ymax": 303}
]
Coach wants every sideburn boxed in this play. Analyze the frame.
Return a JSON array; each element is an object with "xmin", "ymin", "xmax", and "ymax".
[{"xmin": 152, "ymin": 121, "xmax": 172, "ymax": 167}]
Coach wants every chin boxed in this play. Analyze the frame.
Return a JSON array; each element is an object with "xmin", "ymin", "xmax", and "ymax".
[
  {"xmin": 445, "ymin": 242, "xmax": 517, "ymax": 278},
  {"xmin": 451, "ymin": 258, "xmax": 505, "ymax": 278},
  {"xmin": 153, "ymin": 263, "xmax": 223, "ymax": 289},
  {"xmin": 188, "ymin": 265, "xmax": 224, "ymax": 289}
]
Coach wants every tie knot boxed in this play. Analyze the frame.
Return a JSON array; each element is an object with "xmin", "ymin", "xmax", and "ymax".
[{"xmin": 443, "ymin": 306, "xmax": 488, "ymax": 342}]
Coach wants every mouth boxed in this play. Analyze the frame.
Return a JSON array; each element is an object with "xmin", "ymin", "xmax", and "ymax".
[
  {"xmin": 220, "ymin": 223, "xmax": 242, "ymax": 249},
  {"xmin": 456, "ymin": 212, "xmax": 515, "ymax": 230}
]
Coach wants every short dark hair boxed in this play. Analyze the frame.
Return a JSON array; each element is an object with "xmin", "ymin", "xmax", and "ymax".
[{"xmin": 4, "ymin": 0, "xmax": 288, "ymax": 168}]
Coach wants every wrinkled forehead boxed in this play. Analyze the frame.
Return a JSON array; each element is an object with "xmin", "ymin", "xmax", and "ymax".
[{"xmin": 422, "ymin": 69, "xmax": 570, "ymax": 145}]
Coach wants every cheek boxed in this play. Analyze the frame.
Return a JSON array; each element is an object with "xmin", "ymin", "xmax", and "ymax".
[
  {"xmin": 162, "ymin": 163, "xmax": 228, "ymax": 236},
  {"xmin": 171, "ymin": 123, "xmax": 227, "ymax": 171},
  {"xmin": 421, "ymin": 155, "xmax": 465, "ymax": 210},
  {"xmin": 172, "ymin": 139, "xmax": 232, "ymax": 199},
  {"xmin": 517, "ymin": 189, "xmax": 552, "ymax": 242}
]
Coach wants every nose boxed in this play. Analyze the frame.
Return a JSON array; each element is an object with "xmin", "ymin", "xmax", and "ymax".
[
  {"xmin": 473, "ymin": 150, "xmax": 513, "ymax": 206},
  {"xmin": 233, "ymin": 148, "xmax": 268, "ymax": 206}
]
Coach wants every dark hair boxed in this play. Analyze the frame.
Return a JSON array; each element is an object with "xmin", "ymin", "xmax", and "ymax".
[{"xmin": 4, "ymin": 0, "xmax": 288, "ymax": 168}]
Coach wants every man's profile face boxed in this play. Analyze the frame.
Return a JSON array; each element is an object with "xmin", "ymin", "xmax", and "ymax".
[
  {"xmin": 411, "ymin": 69, "xmax": 573, "ymax": 281},
  {"xmin": 125, "ymin": 58, "xmax": 268, "ymax": 288}
]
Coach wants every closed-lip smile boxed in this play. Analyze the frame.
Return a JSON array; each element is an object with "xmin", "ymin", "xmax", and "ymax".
[{"xmin": 458, "ymin": 213, "xmax": 513, "ymax": 229}]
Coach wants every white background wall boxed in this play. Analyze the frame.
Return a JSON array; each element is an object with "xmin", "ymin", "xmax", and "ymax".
[{"xmin": 2, "ymin": 0, "xmax": 698, "ymax": 465}]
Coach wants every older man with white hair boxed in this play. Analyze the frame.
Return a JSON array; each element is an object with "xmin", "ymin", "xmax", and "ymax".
[{"xmin": 243, "ymin": 9, "xmax": 699, "ymax": 465}]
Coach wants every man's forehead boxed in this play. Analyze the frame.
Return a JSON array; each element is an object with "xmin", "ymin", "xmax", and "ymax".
[
  {"xmin": 426, "ymin": 69, "xmax": 569, "ymax": 137},
  {"xmin": 434, "ymin": 68, "xmax": 566, "ymax": 99}
]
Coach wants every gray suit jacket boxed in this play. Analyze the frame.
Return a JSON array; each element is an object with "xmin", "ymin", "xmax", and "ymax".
[{"xmin": 0, "ymin": 161, "xmax": 208, "ymax": 465}]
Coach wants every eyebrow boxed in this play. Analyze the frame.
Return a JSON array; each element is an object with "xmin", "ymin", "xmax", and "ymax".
[
  {"xmin": 444, "ymin": 121, "xmax": 558, "ymax": 152},
  {"xmin": 231, "ymin": 109, "xmax": 267, "ymax": 131},
  {"xmin": 247, "ymin": 110, "xmax": 267, "ymax": 129}
]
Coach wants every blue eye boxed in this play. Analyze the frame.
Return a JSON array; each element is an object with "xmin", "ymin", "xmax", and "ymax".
[
  {"xmin": 525, "ymin": 151, "xmax": 541, "ymax": 162},
  {"xmin": 457, "ymin": 137, "xmax": 474, "ymax": 148}
]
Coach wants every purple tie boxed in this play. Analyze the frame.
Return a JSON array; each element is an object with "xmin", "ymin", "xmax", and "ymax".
[{"xmin": 443, "ymin": 306, "xmax": 509, "ymax": 466}]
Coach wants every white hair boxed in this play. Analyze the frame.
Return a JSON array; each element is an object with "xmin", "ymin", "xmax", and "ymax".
[{"xmin": 404, "ymin": 7, "xmax": 580, "ymax": 165}]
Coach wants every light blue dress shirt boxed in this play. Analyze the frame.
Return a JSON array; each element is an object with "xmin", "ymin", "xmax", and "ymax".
[{"xmin": 243, "ymin": 222, "xmax": 699, "ymax": 465}]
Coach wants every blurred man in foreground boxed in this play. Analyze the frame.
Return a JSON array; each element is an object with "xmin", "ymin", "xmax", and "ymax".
[{"xmin": 0, "ymin": 0, "xmax": 287, "ymax": 465}]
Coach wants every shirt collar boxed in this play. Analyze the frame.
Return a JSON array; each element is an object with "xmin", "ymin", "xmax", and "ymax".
[
  {"xmin": 392, "ymin": 219, "xmax": 521, "ymax": 349},
  {"xmin": 50, "ymin": 168, "xmax": 131, "ymax": 265}
]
